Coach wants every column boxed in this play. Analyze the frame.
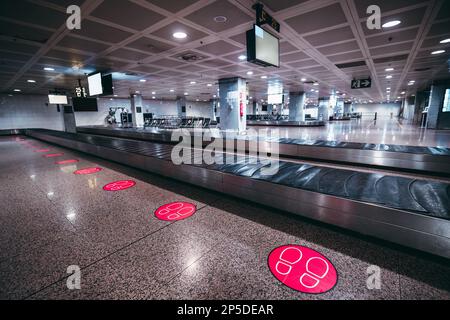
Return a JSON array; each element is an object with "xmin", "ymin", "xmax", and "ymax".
[
  {"xmin": 210, "ymin": 99, "xmax": 217, "ymax": 121},
  {"xmin": 288, "ymin": 92, "xmax": 305, "ymax": 121},
  {"xmin": 318, "ymin": 97, "xmax": 330, "ymax": 121},
  {"xmin": 130, "ymin": 94, "xmax": 144, "ymax": 127},
  {"xmin": 218, "ymin": 77, "xmax": 247, "ymax": 132},
  {"xmin": 176, "ymin": 96, "xmax": 187, "ymax": 118}
]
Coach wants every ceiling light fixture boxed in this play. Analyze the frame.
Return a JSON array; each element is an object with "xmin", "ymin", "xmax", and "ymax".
[
  {"xmin": 173, "ymin": 32, "xmax": 187, "ymax": 39},
  {"xmin": 301, "ymin": 78, "xmax": 307, "ymax": 82},
  {"xmin": 313, "ymin": 82, "xmax": 319, "ymax": 86},
  {"xmin": 13, "ymin": 89, "xmax": 21, "ymax": 92},
  {"xmin": 184, "ymin": 92, "xmax": 189, "ymax": 96},
  {"xmin": 385, "ymin": 68, "xmax": 394, "ymax": 71},
  {"xmin": 439, "ymin": 38, "xmax": 450, "ymax": 44},
  {"xmin": 190, "ymin": 81, "xmax": 196, "ymax": 85},
  {"xmin": 246, "ymin": 71, "xmax": 254, "ymax": 75},
  {"xmin": 213, "ymin": 16, "xmax": 227, "ymax": 23},
  {"xmin": 261, "ymin": 75, "xmax": 267, "ymax": 79},
  {"xmin": 386, "ymin": 75, "xmax": 392, "ymax": 79},
  {"xmin": 238, "ymin": 55, "xmax": 247, "ymax": 61},
  {"xmin": 27, "ymin": 80, "xmax": 36, "ymax": 83},
  {"xmin": 152, "ymin": 91, "xmax": 156, "ymax": 95},
  {"xmin": 207, "ymin": 83, "xmax": 212, "ymax": 87},
  {"xmin": 140, "ymin": 79, "xmax": 146, "ymax": 82},
  {"xmin": 170, "ymin": 89, "xmax": 174, "ymax": 92},
  {"xmin": 431, "ymin": 50, "xmax": 445, "ymax": 55},
  {"xmin": 44, "ymin": 67, "xmax": 55, "ymax": 71},
  {"xmin": 382, "ymin": 20, "xmax": 401, "ymax": 28}
]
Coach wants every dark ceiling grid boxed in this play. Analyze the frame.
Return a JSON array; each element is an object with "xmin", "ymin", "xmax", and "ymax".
[{"xmin": 0, "ymin": 0, "xmax": 448, "ymax": 102}]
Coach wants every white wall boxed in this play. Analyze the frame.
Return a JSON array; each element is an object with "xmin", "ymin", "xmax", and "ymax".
[
  {"xmin": 0, "ymin": 94, "xmax": 64, "ymax": 130},
  {"xmin": 352, "ymin": 102, "xmax": 401, "ymax": 118},
  {"xmin": 74, "ymin": 97, "xmax": 131, "ymax": 127}
]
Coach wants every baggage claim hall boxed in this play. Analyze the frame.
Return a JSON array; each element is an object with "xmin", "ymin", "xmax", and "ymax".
[{"xmin": 0, "ymin": 0, "xmax": 449, "ymax": 301}]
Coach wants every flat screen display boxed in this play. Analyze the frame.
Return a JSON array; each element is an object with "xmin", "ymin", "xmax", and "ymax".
[
  {"xmin": 48, "ymin": 94, "xmax": 68, "ymax": 105},
  {"xmin": 73, "ymin": 97, "xmax": 98, "ymax": 112},
  {"xmin": 268, "ymin": 94, "xmax": 283, "ymax": 105},
  {"xmin": 88, "ymin": 73, "xmax": 103, "ymax": 96},
  {"xmin": 246, "ymin": 25, "xmax": 280, "ymax": 67}
]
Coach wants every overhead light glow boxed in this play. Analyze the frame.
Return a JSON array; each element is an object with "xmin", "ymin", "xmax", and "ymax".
[
  {"xmin": 139, "ymin": 79, "xmax": 146, "ymax": 82},
  {"xmin": 385, "ymin": 68, "xmax": 394, "ymax": 71},
  {"xmin": 173, "ymin": 32, "xmax": 187, "ymax": 39},
  {"xmin": 431, "ymin": 50, "xmax": 445, "ymax": 55},
  {"xmin": 439, "ymin": 38, "xmax": 450, "ymax": 44},
  {"xmin": 27, "ymin": 80, "xmax": 36, "ymax": 83},
  {"xmin": 207, "ymin": 83, "xmax": 212, "ymax": 87},
  {"xmin": 44, "ymin": 67, "xmax": 55, "ymax": 71},
  {"xmin": 261, "ymin": 75, "xmax": 267, "ymax": 79},
  {"xmin": 190, "ymin": 81, "xmax": 196, "ymax": 85},
  {"xmin": 170, "ymin": 89, "xmax": 174, "ymax": 92},
  {"xmin": 386, "ymin": 75, "xmax": 392, "ymax": 79},
  {"xmin": 301, "ymin": 78, "xmax": 307, "ymax": 82},
  {"xmin": 13, "ymin": 89, "xmax": 21, "ymax": 92},
  {"xmin": 151, "ymin": 91, "xmax": 156, "ymax": 95},
  {"xmin": 313, "ymin": 82, "xmax": 319, "ymax": 86},
  {"xmin": 382, "ymin": 20, "xmax": 401, "ymax": 28},
  {"xmin": 238, "ymin": 55, "xmax": 247, "ymax": 60},
  {"xmin": 246, "ymin": 71, "xmax": 253, "ymax": 75}
]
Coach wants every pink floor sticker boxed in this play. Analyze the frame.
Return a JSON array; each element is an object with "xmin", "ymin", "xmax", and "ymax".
[
  {"xmin": 56, "ymin": 159, "xmax": 79, "ymax": 165},
  {"xmin": 154, "ymin": 202, "xmax": 197, "ymax": 221},
  {"xmin": 34, "ymin": 149, "xmax": 50, "ymax": 153},
  {"xmin": 43, "ymin": 153, "xmax": 64, "ymax": 158},
  {"xmin": 74, "ymin": 167, "xmax": 102, "ymax": 175},
  {"xmin": 103, "ymin": 180, "xmax": 135, "ymax": 191},
  {"xmin": 268, "ymin": 245, "xmax": 337, "ymax": 294}
]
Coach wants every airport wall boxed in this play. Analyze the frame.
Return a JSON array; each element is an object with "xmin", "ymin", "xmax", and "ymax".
[
  {"xmin": 0, "ymin": 94, "xmax": 64, "ymax": 131},
  {"xmin": 352, "ymin": 102, "xmax": 402, "ymax": 117}
]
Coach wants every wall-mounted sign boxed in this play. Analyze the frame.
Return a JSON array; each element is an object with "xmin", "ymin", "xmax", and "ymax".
[
  {"xmin": 351, "ymin": 78, "xmax": 372, "ymax": 89},
  {"xmin": 75, "ymin": 86, "xmax": 87, "ymax": 98}
]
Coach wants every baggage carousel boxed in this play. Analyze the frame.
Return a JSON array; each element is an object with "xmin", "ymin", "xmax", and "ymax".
[
  {"xmin": 77, "ymin": 126, "xmax": 450, "ymax": 176},
  {"xmin": 25, "ymin": 129, "xmax": 450, "ymax": 259}
]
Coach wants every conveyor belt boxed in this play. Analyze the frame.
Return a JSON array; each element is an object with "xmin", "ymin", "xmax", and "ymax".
[
  {"xmin": 77, "ymin": 126, "xmax": 450, "ymax": 175},
  {"xmin": 25, "ymin": 129, "xmax": 450, "ymax": 259}
]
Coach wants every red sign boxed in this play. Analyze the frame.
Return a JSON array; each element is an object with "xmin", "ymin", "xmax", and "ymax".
[
  {"xmin": 74, "ymin": 167, "xmax": 102, "ymax": 175},
  {"xmin": 43, "ymin": 153, "xmax": 64, "ymax": 158},
  {"xmin": 268, "ymin": 245, "xmax": 337, "ymax": 294},
  {"xmin": 56, "ymin": 159, "xmax": 79, "ymax": 165},
  {"xmin": 103, "ymin": 180, "xmax": 135, "ymax": 191},
  {"xmin": 34, "ymin": 149, "xmax": 50, "ymax": 153},
  {"xmin": 154, "ymin": 202, "xmax": 197, "ymax": 221}
]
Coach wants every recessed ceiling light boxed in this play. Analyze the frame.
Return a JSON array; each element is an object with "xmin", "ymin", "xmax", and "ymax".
[
  {"xmin": 213, "ymin": 95, "xmax": 217, "ymax": 98},
  {"xmin": 173, "ymin": 32, "xmax": 187, "ymax": 39},
  {"xmin": 385, "ymin": 68, "xmax": 394, "ymax": 71},
  {"xmin": 440, "ymin": 38, "xmax": 450, "ymax": 44},
  {"xmin": 140, "ymin": 79, "xmax": 146, "ymax": 82},
  {"xmin": 207, "ymin": 83, "xmax": 212, "ymax": 87},
  {"xmin": 401, "ymin": 91, "xmax": 405, "ymax": 94},
  {"xmin": 261, "ymin": 75, "xmax": 267, "ymax": 79},
  {"xmin": 246, "ymin": 71, "xmax": 253, "ymax": 75},
  {"xmin": 13, "ymin": 89, "xmax": 21, "ymax": 92},
  {"xmin": 44, "ymin": 67, "xmax": 55, "ymax": 71},
  {"xmin": 114, "ymin": 94, "xmax": 118, "ymax": 97},
  {"xmin": 386, "ymin": 75, "xmax": 392, "ymax": 79},
  {"xmin": 213, "ymin": 16, "xmax": 227, "ymax": 23},
  {"xmin": 313, "ymin": 82, "xmax": 319, "ymax": 86},
  {"xmin": 431, "ymin": 50, "xmax": 445, "ymax": 55},
  {"xmin": 152, "ymin": 96, "xmax": 156, "ymax": 99},
  {"xmin": 301, "ymin": 78, "xmax": 307, "ymax": 82},
  {"xmin": 190, "ymin": 81, "xmax": 196, "ymax": 85},
  {"xmin": 310, "ymin": 89, "xmax": 315, "ymax": 92},
  {"xmin": 27, "ymin": 80, "xmax": 36, "ymax": 83},
  {"xmin": 170, "ymin": 89, "xmax": 174, "ymax": 92},
  {"xmin": 151, "ymin": 91, "xmax": 156, "ymax": 95},
  {"xmin": 238, "ymin": 55, "xmax": 247, "ymax": 61},
  {"xmin": 184, "ymin": 92, "xmax": 189, "ymax": 96},
  {"xmin": 382, "ymin": 20, "xmax": 401, "ymax": 28}
]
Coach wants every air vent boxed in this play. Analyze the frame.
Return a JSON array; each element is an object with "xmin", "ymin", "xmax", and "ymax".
[
  {"xmin": 373, "ymin": 54, "xmax": 408, "ymax": 64},
  {"xmin": 175, "ymin": 51, "xmax": 207, "ymax": 62},
  {"xmin": 414, "ymin": 67, "xmax": 431, "ymax": 72},
  {"xmin": 336, "ymin": 61, "xmax": 367, "ymax": 69}
]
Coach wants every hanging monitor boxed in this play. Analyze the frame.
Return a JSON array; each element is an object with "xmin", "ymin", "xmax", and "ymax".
[
  {"xmin": 73, "ymin": 97, "xmax": 98, "ymax": 112},
  {"xmin": 48, "ymin": 94, "xmax": 68, "ymax": 105},
  {"xmin": 246, "ymin": 25, "xmax": 280, "ymax": 68},
  {"xmin": 87, "ymin": 73, "xmax": 114, "ymax": 96}
]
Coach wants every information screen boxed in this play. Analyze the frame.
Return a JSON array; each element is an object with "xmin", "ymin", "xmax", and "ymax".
[
  {"xmin": 255, "ymin": 25, "xmax": 279, "ymax": 67},
  {"xmin": 88, "ymin": 73, "xmax": 103, "ymax": 96},
  {"xmin": 48, "ymin": 94, "xmax": 68, "ymax": 105}
]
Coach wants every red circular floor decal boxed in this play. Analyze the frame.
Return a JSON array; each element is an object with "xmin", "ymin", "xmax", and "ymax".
[
  {"xmin": 103, "ymin": 180, "xmax": 135, "ymax": 191},
  {"xmin": 154, "ymin": 202, "xmax": 197, "ymax": 221},
  {"xmin": 74, "ymin": 167, "xmax": 102, "ymax": 175},
  {"xmin": 268, "ymin": 245, "xmax": 337, "ymax": 294},
  {"xmin": 56, "ymin": 159, "xmax": 79, "ymax": 165},
  {"xmin": 34, "ymin": 149, "xmax": 50, "ymax": 153},
  {"xmin": 43, "ymin": 153, "xmax": 64, "ymax": 158}
]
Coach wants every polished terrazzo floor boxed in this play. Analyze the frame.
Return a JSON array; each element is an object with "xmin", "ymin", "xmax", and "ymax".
[
  {"xmin": 248, "ymin": 117, "xmax": 450, "ymax": 147},
  {"xmin": 0, "ymin": 136, "xmax": 449, "ymax": 300}
]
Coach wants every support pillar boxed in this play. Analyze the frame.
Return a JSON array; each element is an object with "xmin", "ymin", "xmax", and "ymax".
[
  {"xmin": 288, "ymin": 92, "xmax": 305, "ymax": 121},
  {"xmin": 176, "ymin": 96, "xmax": 187, "ymax": 118},
  {"xmin": 130, "ymin": 94, "xmax": 144, "ymax": 127},
  {"xmin": 218, "ymin": 77, "xmax": 247, "ymax": 132}
]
